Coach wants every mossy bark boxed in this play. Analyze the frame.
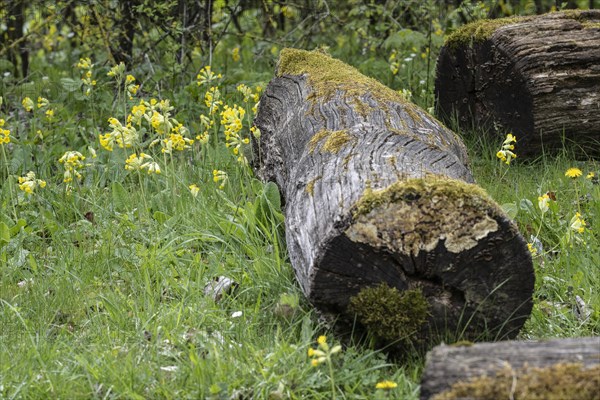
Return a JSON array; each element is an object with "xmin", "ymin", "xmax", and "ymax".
[
  {"xmin": 420, "ymin": 337, "xmax": 600, "ymax": 400},
  {"xmin": 253, "ymin": 48, "xmax": 534, "ymax": 347},
  {"xmin": 436, "ymin": 10, "xmax": 600, "ymax": 157}
]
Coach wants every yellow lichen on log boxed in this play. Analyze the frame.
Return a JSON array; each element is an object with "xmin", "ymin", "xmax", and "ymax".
[{"xmin": 346, "ymin": 176, "xmax": 505, "ymax": 256}]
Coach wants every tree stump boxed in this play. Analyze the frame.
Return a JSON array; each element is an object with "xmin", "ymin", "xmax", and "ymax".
[
  {"xmin": 420, "ymin": 336, "xmax": 600, "ymax": 399},
  {"xmin": 253, "ymin": 49, "xmax": 534, "ymax": 345},
  {"xmin": 435, "ymin": 10, "xmax": 600, "ymax": 157}
]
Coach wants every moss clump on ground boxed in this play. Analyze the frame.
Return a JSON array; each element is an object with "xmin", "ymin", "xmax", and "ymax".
[
  {"xmin": 445, "ymin": 16, "xmax": 530, "ymax": 47},
  {"xmin": 276, "ymin": 48, "xmax": 420, "ymax": 117},
  {"xmin": 348, "ymin": 283, "xmax": 429, "ymax": 343},
  {"xmin": 433, "ymin": 363, "xmax": 600, "ymax": 400}
]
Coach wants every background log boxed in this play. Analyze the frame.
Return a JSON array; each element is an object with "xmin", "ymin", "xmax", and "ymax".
[
  {"xmin": 420, "ymin": 336, "xmax": 600, "ymax": 400},
  {"xmin": 253, "ymin": 49, "xmax": 534, "ymax": 346},
  {"xmin": 435, "ymin": 10, "xmax": 600, "ymax": 157}
]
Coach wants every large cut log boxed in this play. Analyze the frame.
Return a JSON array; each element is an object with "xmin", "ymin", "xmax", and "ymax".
[
  {"xmin": 420, "ymin": 336, "xmax": 600, "ymax": 400},
  {"xmin": 253, "ymin": 49, "xmax": 534, "ymax": 346},
  {"xmin": 435, "ymin": 10, "xmax": 600, "ymax": 157}
]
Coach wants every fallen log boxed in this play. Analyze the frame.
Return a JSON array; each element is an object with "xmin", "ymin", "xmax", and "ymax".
[
  {"xmin": 419, "ymin": 336, "xmax": 600, "ymax": 400},
  {"xmin": 435, "ymin": 10, "xmax": 600, "ymax": 157},
  {"xmin": 253, "ymin": 48, "xmax": 534, "ymax": 346}
]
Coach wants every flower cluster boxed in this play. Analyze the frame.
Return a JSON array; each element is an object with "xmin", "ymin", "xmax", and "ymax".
[
  {"xmin": 22, "ymin": 97, "xmax": 34, "ymax": 112},
  {"xmin": 58, "ymin": 151, "xmax": 85, "ymax": 181},
  {"xmin": 100, "ymin": 117, "xmax": 139, "ymax": 151},
  {"xmin": 197, "ymin": 65, "xmax": 222, "ymax": 86},
  {"xmin": 307, "ymin": 335, "xmax": 341, "ymax": 367},
  {"xmin": 212, "ymin": 169, "xmax": 228, "ymax": 190},
  {"xmin": 125, "ymin": 74, "xmax": 139, "ymax": 99},
  {"xmin": 76, "ymin": 57, "xmax": 96, "ymax": 96},
  {"xmin": 0, "ymin": 118, "xmax": 10, "ymax": 144},
  {"xmin": 221, "ymin": 104, "xmax": 249, "ymax": 162},
  {"xmin": 58, "ymin": 150, "xmax": 87, "ymax": 183},
  {"xmin": 204, "ymin": 87, "xmax": 223, "ymax": 115},
  {"xmin": 125, "ymin": 153, "xmax": 160, "ymax": 174},
  {"xmin": 496, "ymin": 133, "xmax": 517, "ymax": 165},
  {"xmin": 18, "ymin": 171, "xmax": 46, "ymax": 195}
]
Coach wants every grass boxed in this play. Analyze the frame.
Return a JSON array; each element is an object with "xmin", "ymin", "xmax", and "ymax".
[{"xmin": 1, "ymin": 6, "xmax": 599, "ymax": 399}]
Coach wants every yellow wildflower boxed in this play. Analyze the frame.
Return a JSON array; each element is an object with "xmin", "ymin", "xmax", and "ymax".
[
  {"xmin": 497, "ymin": 133, "xmax": 517, "ymax": 165},
  {"xmin": 570, "ymin": 212, "xmax": 586, "ymax": 234},
  {"xmin": 537, "ymin": 193, "xmax": 550, "ymax": 214},
  {"xmin": 212, "ymin": 169, "xmax": 228, "ymax": 190},
  {"xmin": 18, "ymin": 171, "xmax": 46, "ymax": 195},
  {"xmin": 232, "ymin": 47, "xmax": 240, "ymax": 62},
  {"xmin": 375, "ymin": 380, "xmax": 398, "ymax": 390},
  {"xmin": 189, "ymin": 184, "xmax": 200, "ymax": 198},
  {"xmin": 565, "ymin": 168, "xmax": 582, "ymax": 178},
  {"xmin": 37, "ymin": 97, "xmax": 49, "ymax": 109},
  {"xmin": 107, "ymin": 62, "xmax": 125, "ymax": 78},
  {"xmin": 586, "ymin": 172, "xmax": 595, "ymax": 179},
  {"xmin": 197, "ymin": 66, "xmax": 222, "ymax": 86},
  {"xmin": 22, "ymin": 97, "xmax": 34, "ymax": 112},
  {"xmin": 527, "ymin": 243, "xmax": 538, "ymax": 256}
]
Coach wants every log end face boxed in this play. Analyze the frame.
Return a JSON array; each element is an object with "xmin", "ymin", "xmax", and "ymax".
[{"xmin": 309, "ymin": 176, "xmax": 534, "ymax": 346}]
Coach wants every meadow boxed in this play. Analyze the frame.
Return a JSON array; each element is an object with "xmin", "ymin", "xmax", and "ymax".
[{"xmin": 0, "ymin": 1, "xmax": 598, "ymax": 398}]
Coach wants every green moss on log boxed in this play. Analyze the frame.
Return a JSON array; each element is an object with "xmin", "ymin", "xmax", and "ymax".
[
  {"xmin": 308, "ymin": 129, "xmax": 353, "ymax": 154},
  {"xmin": 348, "ymin": 283, "xmax": 429, "ymax": 342},
  {"xmin": 305, "ymin": 176, "xmax": 321, "ymax": 196},
  {"xmin": 277, "ymin": 48, "xmax": 423, "ymax": 118},
  {"xmin": 445, "ymin": 16, "xmax": 530, "ymax": 47},
  {"xmin": 347, "ymin": 176, "xmax": 505, "ymax": 256},
  {"xmin": 433, "ymin": 363, "xmax": 600, "ymax": 400}
]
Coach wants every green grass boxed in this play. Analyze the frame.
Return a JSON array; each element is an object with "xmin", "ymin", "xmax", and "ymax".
[{"xmin": 1, "ymin": 4, "xmax": 599, "ymax": 398}]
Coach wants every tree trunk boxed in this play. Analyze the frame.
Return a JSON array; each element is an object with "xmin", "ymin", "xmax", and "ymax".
[
  {"xmin": 435, "ymin": 11, "xmax": 600, "ymax": 157},
  {"xmin": 420, "ymin": 337, "xmax": 600, "ymax": 400},
  {"xmin": 253, "ymin": 49, "xmax": 534, "ymax": 346}
]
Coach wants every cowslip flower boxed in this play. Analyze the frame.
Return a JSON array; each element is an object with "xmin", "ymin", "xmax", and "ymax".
[
  {"xmin": 212, "ymin": 169, "xmax": 228, "ymax": 190},
  {"xmin": 496, "ymin": 133, "xmax": 517, "ymax": 165},
  {"xmin": 37, "ymin": 97, "xmax": 49, "ymax": 109},
  {"xmin": 58, "ymin": 151, "xmax": 86, "ymax": 183},
  {"xmin": 0, "ymin": 119, "xmax": 11, "ymax": 144},
  {"xmin": 565, "ymin": 168, "xmax": 583, "ymax": 179},
  {"xmin": 538, "ymin": 193, "xmax": 551, "ymax": 214},
  {"xmin": 22, "ymin": 97, "xmax": 34, "ymax": 112},
  {"xmin": 197, "ymin": 65, "xmax": 222, "ymax": 86},
  {"xmin": 107, "ymin": 62, "xmax": 125, "ymax": 78},
  {"xmin": 18, "ymin": 171, "xmax": 46, "ymax": 195},
  {"xmin": 307, "ymin": 335, "xmax": 341, "ymax": 367},
  {"xmin": 232, "ymin": 47, "xmax": 240, "ymax": 62},
  {"xmin": 189, "ymin": 184, "xmax": 200, "ymax": 198},
  {"xmin": 570, "ymin": 212, "xmax": 586, "ymax": 234}
]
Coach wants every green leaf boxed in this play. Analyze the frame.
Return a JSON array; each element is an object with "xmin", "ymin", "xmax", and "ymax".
[
  {"xmin": 111, "ymin": 182, "xmax": 129, "ymax": 212},
  {"xmin": 153, "ymin": 211, "xmax": 169, "ymax": 224},
  {"xmin": 501, "ymin": 203, "xmax": 518, "ymax": 219},
  {"xmin": 0, "ymin": 222, "xmax": 10, "ymax": 247},
  {"xmin": 60, "ymin": 77, "xmax": 82, "ymax": 92}
]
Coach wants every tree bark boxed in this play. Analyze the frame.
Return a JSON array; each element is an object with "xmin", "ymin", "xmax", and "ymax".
[
  {"xmin": 435, "ymin": 10, "xmax": 600, "ymax": 157},
  {"xmin": 420, "ymin": 336, "xmax": 600, "ymax": 400},
  {"xmin": 253, "ymin": 49, "xmax": 534, "ymax": 346}
]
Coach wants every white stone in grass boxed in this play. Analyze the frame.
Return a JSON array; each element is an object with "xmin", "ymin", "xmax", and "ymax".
[{"xmin": 231, "ymin": 311, "xmax": 243, "ymax": 318}]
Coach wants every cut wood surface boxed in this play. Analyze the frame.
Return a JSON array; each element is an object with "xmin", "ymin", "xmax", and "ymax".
[
  {"xmin": 435, "ymin": 10, "xmax": 600, "ymax": 157},
  {"xmin": 419, "ymin": 336, "xmax": 600, "ymax": 400},
  {"xmin": 253, "ymin": 48, "xmax": 534, "ymax": 345}
]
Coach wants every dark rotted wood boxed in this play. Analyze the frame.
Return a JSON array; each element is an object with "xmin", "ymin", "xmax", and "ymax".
[
  {"xmin": 253, "ymin": 48, "xmax": 534, "ymax": 344},
  {"xmin": 435, "ymin": 10, "xmax": 600, "ymax": 157},
  {"xmin": 420, "ymin": 337, "xmax": 600, "ymax": 400}
]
